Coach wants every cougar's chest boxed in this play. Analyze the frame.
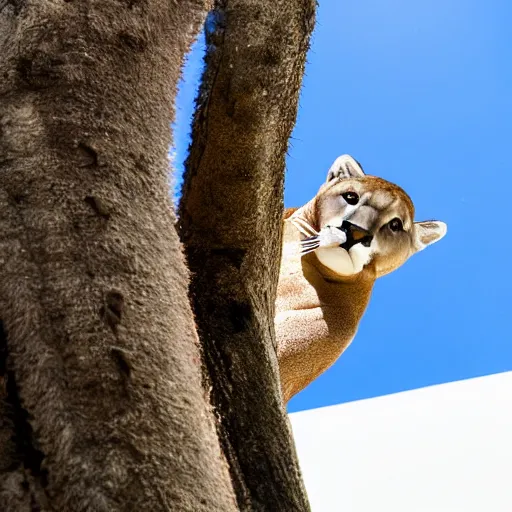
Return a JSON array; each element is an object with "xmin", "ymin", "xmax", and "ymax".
[{"xmin": 276, "ymin": 232, "xmax": 321, "ymax": 315}]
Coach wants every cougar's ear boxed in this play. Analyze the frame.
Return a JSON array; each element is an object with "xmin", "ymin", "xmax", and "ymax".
[
  {"xmin": 413, "ymin": 221, "xmax": 447, "ymax": 252},
  {"xmin": 326, "ymin": 154, "xmax": 365, "ymax": 182}
]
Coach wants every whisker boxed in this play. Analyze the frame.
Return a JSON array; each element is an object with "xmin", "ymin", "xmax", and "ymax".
[
  {"xmin": 301, "ymin": 246, "xmax": 319, "ymax": 255},
  {"xmin": 297, "ymin": 219, "xmax": 318, "ymax": 235},
  {"xmin": 291, "ymin": 223, "xmax": 313, "ymax": 238},
  {"xmin": 300, "ymin": 240, "xmax": 320, "ymax": 249},
  {"xmin": 302, "ymin": 238, "xmax": 320, "ymax": 245},
  {"xmin": 291, "ymin": 216, "xmax": 318, "ymax": 237}
]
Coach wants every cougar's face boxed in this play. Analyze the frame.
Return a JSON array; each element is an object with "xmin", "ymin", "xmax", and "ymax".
[{"xmin": 312, "ymin": 155, "xmax": 446, "ymax": 277}]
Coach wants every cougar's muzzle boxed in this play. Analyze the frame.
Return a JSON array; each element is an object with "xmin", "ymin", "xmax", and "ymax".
[{"xmin": 338, "ymin": 220, "xmax": 373, "ymax": 251}]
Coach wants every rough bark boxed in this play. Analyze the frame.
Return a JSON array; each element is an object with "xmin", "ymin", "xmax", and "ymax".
[
  {"xmin": 179, "ymin": 0, "xmax": 316, "ymax": 510},
  {"xmin": 0, "ymin": 1, "xmax": 236, "ymax": 510}
]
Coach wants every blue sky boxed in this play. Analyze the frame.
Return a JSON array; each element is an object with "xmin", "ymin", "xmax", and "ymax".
[{"xmin": 174, "ymin": 0, "xmax": 512, "ymax": 413}]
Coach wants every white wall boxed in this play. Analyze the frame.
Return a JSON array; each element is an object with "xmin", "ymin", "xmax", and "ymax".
[{"xmin": 290, "ymin": 372, "xmax": 512, "ymax": 512}]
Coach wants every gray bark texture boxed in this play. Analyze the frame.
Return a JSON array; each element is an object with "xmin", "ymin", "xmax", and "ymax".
[
  {"xmin": 179, "ymin": 0, "xmax": 316, "ymax": 510},
  {"xmin": 0, "ymin": 1, "xmax": 237, "ymax": 510}
]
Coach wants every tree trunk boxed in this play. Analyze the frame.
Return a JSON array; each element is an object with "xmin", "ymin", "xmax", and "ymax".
[
  {"xmin": 179, "ymin": 0, "xmax": 315, "ymax": 510},
  {"xmin": 0, "ymin": 1, "xmax": 236, "ymax": 510}
]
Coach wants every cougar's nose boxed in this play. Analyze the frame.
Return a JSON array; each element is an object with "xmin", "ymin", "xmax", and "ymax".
[{"xmin": 340, "ymin": 221, "xmax": 373, "ymax": 248}]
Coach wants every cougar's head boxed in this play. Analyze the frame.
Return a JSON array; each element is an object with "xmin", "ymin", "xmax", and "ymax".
[{"xmin": 295, "ymin": 155, "xmax": 447, "ymax": 278}]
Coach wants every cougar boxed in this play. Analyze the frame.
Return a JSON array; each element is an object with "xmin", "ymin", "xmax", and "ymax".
[{"xmin": 276, "ymin": 155, "xmax": 446, "ymax": 402}]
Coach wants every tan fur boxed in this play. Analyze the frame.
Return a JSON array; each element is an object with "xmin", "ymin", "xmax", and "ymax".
[{"xmin": 276, "ymin": 155, "xmax": 446, "ymax": 402}]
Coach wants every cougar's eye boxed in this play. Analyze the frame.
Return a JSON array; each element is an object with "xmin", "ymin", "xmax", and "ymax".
[
  {"xmin": 342, "ymin": 191, "xmax": 359, "ymax": 205},
  {"xmin": 388, "ymin": 218, "xmax": 403, "ymax": 232}
]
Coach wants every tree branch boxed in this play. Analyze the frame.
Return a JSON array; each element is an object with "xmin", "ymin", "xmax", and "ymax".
[
  {"xmin": 0, "ymin": 1, "xmax": 236, "ymax": 509},
  {"xmin": 179, "ymin": 0, "xmax": 316, "ymax": 509}
]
